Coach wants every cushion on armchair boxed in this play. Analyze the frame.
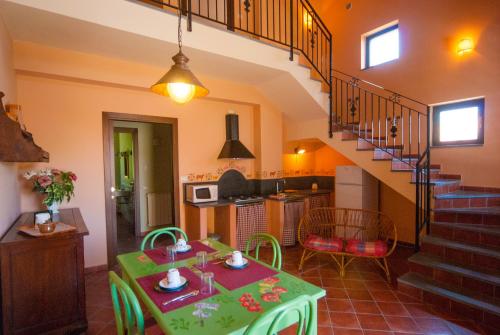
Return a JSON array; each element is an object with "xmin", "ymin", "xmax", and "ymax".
[
  {"xmin": 304, "ymin": 234, "xmax": 343, "ymax": 251},
  {"xmin": 345, "ymin": 239, "xmax": 388, "ymax": 257}
]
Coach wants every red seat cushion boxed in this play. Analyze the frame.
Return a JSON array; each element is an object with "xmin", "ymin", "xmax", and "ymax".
[
  {"xmin": 304, "ymin": 234, "xmax": 343, "ymax": 251},
  {"xmin": 345, "ymin": 239, "xmax": 388, "ymax": 257}
]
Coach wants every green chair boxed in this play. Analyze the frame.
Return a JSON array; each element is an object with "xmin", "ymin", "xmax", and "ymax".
[
  {"xmin": 140, "ymin": 227, "xmax": 188, "ymax": 251},
  {"xmin": 243, "ymin": 295, "xmax": 316, "ymax": 335},
  {"xmin": 108, "ymin": 271, "xmax": 156, "ymax": 335},
  {"xmin": 245, "ymin": 233, "xmax": 282, "ymax": 271}
]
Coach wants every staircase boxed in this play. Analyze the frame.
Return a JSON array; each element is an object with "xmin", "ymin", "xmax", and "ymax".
[{"xmin": 398, "ymin": 180, "xmax": 500, "ymax": 334}]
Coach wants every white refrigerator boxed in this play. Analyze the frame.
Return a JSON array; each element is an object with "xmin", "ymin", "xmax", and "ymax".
[{"xmin": 335, "ymin": 166, "xmax": 379, "ymax": 210}]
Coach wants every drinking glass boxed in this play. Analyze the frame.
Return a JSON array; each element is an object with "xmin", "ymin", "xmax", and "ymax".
[
  {"xmin": 166, "ymin": 245, "xmax": 176, "ymax": 264},
  {"xmin": 196, "ymin": 251, "xmax": 207, "ymax": 269},
  {"xmin": 200, "ymin": 272, "xmax": 214, "ymax": 295}
]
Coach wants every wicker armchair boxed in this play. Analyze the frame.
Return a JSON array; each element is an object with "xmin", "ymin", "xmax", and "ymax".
[{"xmin": 298, "ymin": 208, "xmax": 397, "ymax": 281}]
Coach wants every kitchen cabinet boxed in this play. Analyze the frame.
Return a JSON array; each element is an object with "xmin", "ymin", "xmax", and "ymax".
[{"xmin": 0, "ymin": 208, "xmax": 88, "ymax": 335}]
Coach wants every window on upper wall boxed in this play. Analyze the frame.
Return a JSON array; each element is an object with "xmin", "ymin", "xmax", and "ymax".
[
  {"xmin": 432, "ymin": 97, "xmax": 485, "ymax": 147},
  {"xmin": 363, "ymin": 23, "xmax": 399, "ymax": 69}
]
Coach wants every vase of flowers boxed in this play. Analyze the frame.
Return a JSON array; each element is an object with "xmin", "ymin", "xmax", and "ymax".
[{"xmin": 24, "ymin": 168, "xmax": 77, "ymax": 214}]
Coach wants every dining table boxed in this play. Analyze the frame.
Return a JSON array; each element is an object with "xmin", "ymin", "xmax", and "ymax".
[{"xmin": 117, "ymin": 239, "xmax": 326, "ymax": 335}]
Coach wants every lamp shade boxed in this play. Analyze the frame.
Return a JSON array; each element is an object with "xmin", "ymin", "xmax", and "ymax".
[{"xmin": 151, "ymin": 51, "xmax": 209, "ymax": 103}]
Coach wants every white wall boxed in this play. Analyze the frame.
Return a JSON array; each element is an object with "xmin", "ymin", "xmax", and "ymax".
[{"xmin": 0, "ymin": 16, "xmax": 19, "ymax": 235}]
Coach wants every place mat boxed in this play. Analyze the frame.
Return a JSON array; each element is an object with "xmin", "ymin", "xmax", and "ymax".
[
  {"xmin": 143, "ymin": 241, "xmax": 216, "ymax": 265},
  {"xmin": 195, "ymin": 258, "xmax": 278, "ymax": 290},
  {"xmin": 17, "ymin": 222, "xmax": 76, "ymax": 237},
  {"xmin": 136, "ymin": 267, "xmax": 219, "ymax": 313}
]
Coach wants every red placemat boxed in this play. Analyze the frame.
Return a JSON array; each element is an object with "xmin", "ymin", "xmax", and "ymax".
[
  {"xmin": 136, "ymin": 267, "xmax": 219, "ymax": 313},
  {"xmin": 195, "ymin": 258, "xmax": 278, "ymax": 290},
  {"xmin": 143, "ymin": 241, "xmax": 216, "ymax": 265}
]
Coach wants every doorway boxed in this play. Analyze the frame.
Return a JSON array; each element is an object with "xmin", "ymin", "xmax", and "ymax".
[{"xmin": 103, "ymin": 113, "xmax": 180, "ymax": 267}]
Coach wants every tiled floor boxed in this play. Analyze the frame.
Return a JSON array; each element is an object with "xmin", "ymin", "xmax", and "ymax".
[{"xmin": 85, "ymin": 245, "xmax": 486, "ymax": 335}]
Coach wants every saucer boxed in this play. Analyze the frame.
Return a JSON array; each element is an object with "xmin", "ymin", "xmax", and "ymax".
[
  {"xmin": 175, "ymin": 244, "xmax": 192, "ymax": 253},
  {"xmin": 225, "ymin": 258, "xmax": 249, "ymax": 269},
  {"xmin": 158, "ymin": 276, "xmax": 189, "ymax": 292}
]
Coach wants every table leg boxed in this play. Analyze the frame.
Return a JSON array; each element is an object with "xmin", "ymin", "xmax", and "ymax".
[{"xmin": 311, "ymin": 300, "xmax": 318, "ymax": 335}]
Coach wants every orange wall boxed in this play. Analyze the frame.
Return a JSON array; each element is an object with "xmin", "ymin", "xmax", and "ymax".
[
  {"xmin": 0, "ymin": 16, "xmax": 20, "ymax": 235},
  {"xmin": 14, "ymin": 43, "xmax": 285, "ymax": 267},
  {"xmin": 283, "ymin": 144, "xmax": 355, "ymax": 177},
  {"xmin": 315, "ymin": 0, "xmax": 500, "ymax": 187}
]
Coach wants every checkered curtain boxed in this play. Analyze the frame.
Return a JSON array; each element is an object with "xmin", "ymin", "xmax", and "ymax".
[
  {"xmin": 310, "ymin": 194, "xmax": 330, "ymax": 209},
  {"xmin": 282, "ymin": 200, "xmax": 304, "ymax": 246},
  {"xmin": 236, "ymin": 203, "xmax": 267, "ymax": 251}
]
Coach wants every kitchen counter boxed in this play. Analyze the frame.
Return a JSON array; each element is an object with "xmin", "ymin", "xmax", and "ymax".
[
  {"xmin": 184, "ymin": 199, "xmax": 235, "ymax": 208},
  {"xmin": 266, "ymin": 189, "xmax": 333, "ymax": 202}
]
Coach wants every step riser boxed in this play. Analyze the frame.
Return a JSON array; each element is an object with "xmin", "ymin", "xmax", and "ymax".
[
  {"xmin": 434, "ymin": 211, "xmax": 500, "ymax": 225},
  {"xmin": 421, "ymin": 243, "xmax": 500, "ymax": 272},
  {"xmin": 431, "ymin": 224, "xmax": 500, "ymax": 249},
  {"xmin": 435, "ymin": 197, "xmax": 500, "ymax": 209},
  {"xmin": 398, "ymin": 281, "xmax": 500, "ymax": 333},
  {"xmin": 408, "ymin": 262, "xmax": 500, "ymax": 299}
]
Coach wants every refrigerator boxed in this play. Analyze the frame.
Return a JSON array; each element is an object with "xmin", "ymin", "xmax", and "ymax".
[{"xmin": 335, "ymin": 166, "xmax": 379, "ymax": 211}]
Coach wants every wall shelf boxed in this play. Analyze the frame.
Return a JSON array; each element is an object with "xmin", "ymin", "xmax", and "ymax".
[{"xmin": 0, "ymin": 91, "xmax": 49, "ymax": 162}]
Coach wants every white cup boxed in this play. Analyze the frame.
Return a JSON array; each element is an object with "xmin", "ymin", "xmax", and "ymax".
[
  {"xmin": 35, "ymin": 213, "xmax": 51, "ymax": 224},
  {"xmin": 167, "ymin": 268, "xmax": 181, "ymax": 286},
  {"xmin": 232, "ymin": 251, "xmax": 243, "ymax": 266},
  {"xmin": 176, "ymin": 238, "xmax": 187, "ymax": 249}
]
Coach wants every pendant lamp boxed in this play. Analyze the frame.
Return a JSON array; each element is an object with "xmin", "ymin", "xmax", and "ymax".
[{"xmin": 151, "ymin": 6, "xmax": 208, "ymax": 103}]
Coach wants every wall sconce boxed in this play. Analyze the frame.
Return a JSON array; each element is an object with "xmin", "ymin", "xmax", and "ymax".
[
  {"xmin": 457, "ymin": 38, "xmax": 473, "ymax": 55},
  {"xmin": 303, "ymin": 11, "xmax": 312, "ymax": 30},
  {"xmin": 294, "ymin": 147, "xmax": 306, "ymax": 155}
]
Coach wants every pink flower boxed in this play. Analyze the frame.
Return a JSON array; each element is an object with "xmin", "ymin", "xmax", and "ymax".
[
  {"xmin": 272, "ymin": 286, "xmax": 288, "ymax": 294},
  {"xmin": 263, "ymin": 277, "xmax": 280, "ymax": 285},
  {"xmin": 261, "ymin": 293, "xmax": 280, "ymax": 302},
  {"xmin": 247, "ymin": 303, "xmax": 262, "ymax": 312},
  {"xmin": 69, "ymin": 172, "xmax": 77, "ymax": 181},
  {"xmin": 37, "ymin": 176, "xmax": 52, "ymax": 188},
  {"xmin": 51, "ymin": 169, "xmax": 61, "ymax": 175}
]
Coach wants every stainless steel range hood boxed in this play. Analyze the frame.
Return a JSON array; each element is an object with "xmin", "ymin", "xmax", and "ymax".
[{"xmin": 217, "ymin": 113, "xmax": 255, "ymax": 159}]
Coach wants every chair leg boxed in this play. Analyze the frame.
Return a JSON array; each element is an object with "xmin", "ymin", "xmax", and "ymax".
[
  {"xmin": 299, "ymin": 248, "xmax": 308, "ymax": 271},
  {"xmin": 340, "ymin": 255, "xmax": 345, "ymax": 277},
  {"xmin": 383, "ymin": 257, "xmax": 391, "ymax": 283}
]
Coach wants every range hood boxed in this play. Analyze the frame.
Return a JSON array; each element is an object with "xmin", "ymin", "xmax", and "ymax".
[{"xmin": 218, "ymin": 113, "xmax": 255, "ymax": 159}]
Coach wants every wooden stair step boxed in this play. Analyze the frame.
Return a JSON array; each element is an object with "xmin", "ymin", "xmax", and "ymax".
[
  {"xmin": 431, "ymin": 222, "xmax": 500, "ymax": 247},
  {"xmin": 421, "ymin": 235, "xmax": 500, "ymax": 272},
  {"xmin": 433, "ymin": 207, "xmax": 500, "ymax": 226},
  {"xmin": 409, "ymin": 252, "xmax": 500, "ymax": 288},
  {"xmin": 398, "ymin": 273, "xmax": 500, "ymax": 320}
]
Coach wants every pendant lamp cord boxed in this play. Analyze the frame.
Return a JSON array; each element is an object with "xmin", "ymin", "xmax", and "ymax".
[{"xmin": 177, "ymin": 4, "xmax": 183, "ymax": 51}]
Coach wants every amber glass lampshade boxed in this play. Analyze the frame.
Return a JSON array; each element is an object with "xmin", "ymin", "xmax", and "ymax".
[{"xmin": 151, "ymin": 51, "xmax": 209, "ymax": 104}]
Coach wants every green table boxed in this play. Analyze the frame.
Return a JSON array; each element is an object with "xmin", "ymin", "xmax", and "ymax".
[{"xmin": 117, "ymin": 239, "xmax": 325, "ymax": 335}]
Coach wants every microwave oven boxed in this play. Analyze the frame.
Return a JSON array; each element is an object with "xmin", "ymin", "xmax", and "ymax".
[{"xmin": 186, "ymin": 184, "xmax": 218, "ymax": 203}]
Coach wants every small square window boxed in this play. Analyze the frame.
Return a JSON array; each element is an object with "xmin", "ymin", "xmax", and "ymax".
[
  {"xmin": 364, "ymin": 24, "xmax": 399, "ymax": 68},
  {"xmin": 432, "ymin": 98, "xmax": 485, "ymax": 147}
]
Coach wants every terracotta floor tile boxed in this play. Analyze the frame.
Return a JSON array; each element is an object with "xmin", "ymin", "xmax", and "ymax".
[
  {"xmin": 377, "ymin": 302, "xmax": 410, "ymax": 316},
  {"xmin": 323, "ymin": 278, "xmax": 345, "ymax": 288},
  {"xmin": 343, "ymin": 280, "xmax": 366, "ymax": 290},
  {"xmin": 327, "ymin": 288, "xmax": 349, "ymax": 299},
  {"xmin": 370, "ymin": 290, "xmax": 398, "ymax": 302},
  {"xmin": 396, "ymin": 292, "xmax": 421, "ymax": 304},
  {"xmin": 303, "ymin": 276, "xmax": 323, "ymax": 286},
  {"xmin": 357, "ymin": 314, "xmax": 391, "ymax": 331},
  {"xmin": 330, "ymin": 312, "xmax": 361, "ymax": 329},
  {"xmin": 351, "ymin": 301, "xmax": 381, "ymax": 315},
  {"xmin": 385, "ymin": 316, "xmax": 420, "ymax": 333},
  {"xmin": 363, "ymin": 331, "xmax": 395, "ymax": 335},
  {"xmin": 318, "ymin": 310, "xmax": 332, "ymax": 326},
  {"xmin": 318, "ymin": 298, "xmax": 329, "ymax": 311},
  {"xmin": 364, "ymin": 280, "xmax": 392, "ymax": 291},
  {"xmin": 347, "ymin": 289, "xmax": 373, "ymax": 301},
  {"xmin": 317, "ymin": 326, "xmax": 335, "ymax": 335},
  {"xmin": 327, "ymin": 298, "xmax": 354, "ymax": 313},
  {"xmin": 331, "ymin": 327, "xmax": 364, "ymax": 335}
]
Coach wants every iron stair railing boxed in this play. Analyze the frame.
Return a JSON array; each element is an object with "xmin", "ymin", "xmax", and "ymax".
[{"xmin": 134, "ymin": 0, "xmax": 431, "ymax": 250}]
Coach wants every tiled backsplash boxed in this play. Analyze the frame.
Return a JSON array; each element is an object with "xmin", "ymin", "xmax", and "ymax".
[{"xmin": 183, "ymin": 169, "xmax": 334, "ymax": 200}]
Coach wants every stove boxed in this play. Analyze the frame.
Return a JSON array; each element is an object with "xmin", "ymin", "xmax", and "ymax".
[{"xmin": 223, "ymin": 194, "xmax": 265, "ymax": 205}]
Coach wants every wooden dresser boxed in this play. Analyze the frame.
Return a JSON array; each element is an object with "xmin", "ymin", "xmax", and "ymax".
[{"xmin": 0, "ymin": 208, "xmax": 89, "ymax": 335}]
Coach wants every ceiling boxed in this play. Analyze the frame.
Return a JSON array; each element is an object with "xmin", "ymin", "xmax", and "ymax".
[{"xmin": 0, "ymin": 0, "xmax": 283, "ymax": 86}]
